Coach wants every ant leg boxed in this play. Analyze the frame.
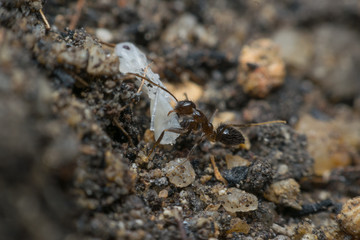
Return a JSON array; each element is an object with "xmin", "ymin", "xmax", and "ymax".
[
  {"xmin": 146, "ymin": 127, "xmax": 188, "ymax": 161},
  {"xmin": 210, "ymin": 156, "xmax": 228, "ymax": 185},
  {"xmin": 186, "ymin": 133, "xmax": 206, "ymax": 159}
]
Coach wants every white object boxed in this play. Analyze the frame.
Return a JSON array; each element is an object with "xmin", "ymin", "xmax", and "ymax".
[{"xmin": 115, "ymin": 42, "xmax": 180, "ymax": 144}]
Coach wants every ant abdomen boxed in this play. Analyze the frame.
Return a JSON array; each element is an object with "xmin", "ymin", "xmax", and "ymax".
[{"xmin": 215, "ymin": 124, "xmax": 245, "ymax": 145}]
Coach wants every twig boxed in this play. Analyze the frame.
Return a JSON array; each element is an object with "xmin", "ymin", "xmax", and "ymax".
[
  {"xmin": 113, "ymin": 118, "xmax": 135, "ymax": 148},
  {"xmin": 174, "ymin": 209, "xmax": 188, "ymax": 240},
  {"xmin": 99, "ymin": 41, "xmax": 116, "ymax": 48},
  {"xmin": 210, "ymin": 156, "xmax": 228, "ymax": 185},
  {"xmin": 69, "ymin": 0, "xmax": 86, "ymax": 30},
  {"xmin": 39, "ymin": 9, "xmax": 50, "ymax": 30}
]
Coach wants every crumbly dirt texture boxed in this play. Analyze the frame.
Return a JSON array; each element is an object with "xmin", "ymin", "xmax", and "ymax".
[{"xmin": 1, "ymin": 1, "xmax": 360, "ymax": 240}]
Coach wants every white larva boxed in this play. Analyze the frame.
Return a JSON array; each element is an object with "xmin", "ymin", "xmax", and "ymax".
[{"xmin": 115, "ymin": 42, "xmax": 180, "ymax": 145}]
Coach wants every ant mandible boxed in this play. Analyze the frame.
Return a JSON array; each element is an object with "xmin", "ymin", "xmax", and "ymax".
[{"xmin": 128, "ymin": 73, "xmax": 286, "ymax": 161}]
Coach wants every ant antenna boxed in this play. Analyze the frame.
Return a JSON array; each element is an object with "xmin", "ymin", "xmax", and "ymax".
[
  {"xmin": 228, "ymin": 120, "xmax": 286, "ymax": 129},
  {"xmin": 217, "ymin": 120, "xmax": 286, "ymax": 137},
  {"xmin": 128, "ymin": 73, "xmax": 179, "ymax": 102},
  {"xmin": 209, "ymin": 109, "xmax": 218, "ymax": 124}
]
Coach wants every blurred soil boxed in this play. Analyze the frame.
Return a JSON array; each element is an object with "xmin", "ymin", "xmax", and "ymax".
[{"xmin": 1, "ymin": 1, "xmax": 360, "ymax": 239}]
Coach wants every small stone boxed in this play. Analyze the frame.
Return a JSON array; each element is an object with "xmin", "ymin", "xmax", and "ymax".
[
  {"xmin": 276, "ymin": 164, "xmax": 289, "ymax": 176},
  {"xmin": 158, "ymin": 189, "xmax": 168, "ymax": 198},
  {"xmin": 162, "ymin": 14, "xmax": 217, "ymax": 47},
  {"xmin": 296, "ymin": 114, "xmax": 359, "ymax": 176},
  {"xmin": 226, "ymin": 218, "xmax": 250, "ymax": 234},
  {"xmin": 301, "ymin": 234, "xmax": 318, "ymax": 240},
  {"xmin": 337, "ymin": 196, "xmax": 360, "ymax": 238},
  {"xmin": 165, "ymin": 80, "xmax": 203, "ymax": 104},
  {"xmin": 164, "ymin": 158, "xmax": 196, "ymax": 188},
  {"xmin": 143, "ymin": 129, "xmax": 154, "ymax": 143},
  {"xmin": 96, "ymin": 28, "xmax": 114, "ymax": 43},
  {"xmin": 223, "ymin": 166, "xmax": 248, "ymax": 187},
  {"xmin": 149, "ymin": 168, "xmax": 163, "ymax": 179},
  {"xmin": 105, "ymin": 80, "xmax": 116, "ymax": 88},
  {"xmin": 237, "ymin": 38, "xmax": 285, "ymax": 98},
  {"xmin": 200, "ymin": 174, "xmax": 213, "ymax": 184},
  {"xmin": 264, "ymin": 178, "xmax": 302, "ymax": 210},
  {"xmin": 218, "ymin": 188, "xmax": 258, "ymax": 213},
  {"xmin": 273, "ymin": 28, "xmax": 313, "ymax": 71},
  {"xmin": 225, "ymin": 154, "xmax": 250, "ymax": 169}
]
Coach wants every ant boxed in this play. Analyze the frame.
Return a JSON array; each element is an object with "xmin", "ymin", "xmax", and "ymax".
[{"xmin": 128, "ymin": 73, "xmax": 286, "ymax": 163}]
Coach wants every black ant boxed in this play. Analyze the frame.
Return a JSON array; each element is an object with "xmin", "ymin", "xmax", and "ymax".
[{"xmin": 128, "ymin": 73, "xmax": 286, "ymax": 162}]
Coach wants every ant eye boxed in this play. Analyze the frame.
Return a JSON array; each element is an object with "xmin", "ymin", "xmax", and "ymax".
[{"xmin": 123, "ymin": 45, "xmax": 130, "ymax": 50}]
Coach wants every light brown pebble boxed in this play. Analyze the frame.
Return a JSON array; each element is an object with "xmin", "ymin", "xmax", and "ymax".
[
  {"xmin": 225, "ymin": 154, "xmax": 250, "ymax": 169},
  {"xmin": 337, "ymin": 196, "xmax": 360, "ymax": 238},
  {"xmin": 105, "ymin": 80, "xmax": 116, "ymax": 88},
  {"xmin": 296, "ymin": 114, "xmax": 358, "ymax": 176},
  {"xmin": 226, "ymin": 218, "xmax": 250, "ymax": 235},
  {"xmin": 164, "ymin": 158, "xmax": 196, "ymax": 188},
  {"xmin": 218, "ymin": 188, "xmax": 258, "ymax": 213},
  {"xmin": 301, "ymin": 233, "xmax": 318, "ymax": 240},
  {"xmin": 143, "ymin": 129, "xmax": 154, "ymax": 143},
  {"xmin": 158, "ymin": 189, "xmax": 168, "ymax": 198},
  {"xmin": 200, "ymin": 174, "xmax": 213, "ymax": 184},
  {"xmin": 150, "ymin": 168, "xmax": 163, "ymax": 178},
  {"xmin": 237, "ymin": 38, "xmax": 285, "ymax": 98},
  {"xmin": 264, "ymin": 178, "xmax": 302, "ymax": 210}
]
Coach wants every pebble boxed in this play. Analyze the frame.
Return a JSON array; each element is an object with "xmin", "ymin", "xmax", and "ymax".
[
  {"xmin": 264, "ymin": 178, "xmax": 302, "ymax": 210},
  {"xmin": 218, "ymin": 188, "xmax": 258, "ymax": 213},
  {"xmin": 337, "ymin": 196, "xmax": 360, "ymax": 238},
  {"xmin": 237, "ymin": 38, "xmax": 285, "ymax": 98},
  {"xmin": 164, "ymin": 158, "xmax": 196, "ymax": 188},
  {"xmin": 225, "ymin": 154, "xmax": 250, "ymax": 169},
  {"xmin": 158, "ymin": 189, "xmax": 168, "ymax": 198},
  {"xmin": 162, "ymin": 14, "xmax": 218, "ymax": 47},
  {"xmin": 310, "ymin": 24, "xmax": 360, "ymax": 101},
  {"xmin": 296, "ymin": 114, "xmax": 360, "ymax": 176},
  {"xmin": 96, "ymin": 28, "xmax": 114, "ymax": 43},
  {"xmin": 226, "ymin": 218, "xmax": 250, "ymax": 235},
  {"xmin": 273, "ymin": 28, "xmax": 313, "ymax": 71}
]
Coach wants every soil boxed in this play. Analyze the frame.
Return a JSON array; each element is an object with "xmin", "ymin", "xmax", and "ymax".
[{"xmin": 1, "ymin": 1, "xmax": 360, "ymax": 240}]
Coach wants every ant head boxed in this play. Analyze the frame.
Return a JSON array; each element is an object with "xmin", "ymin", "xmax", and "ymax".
[
  {"xmin": 168, "ymin": 100, "xmax": 196, "ymax": 116},
  {"xmin": 215, "ymin": 124, "xmax": 245, "ymax": 145}
]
